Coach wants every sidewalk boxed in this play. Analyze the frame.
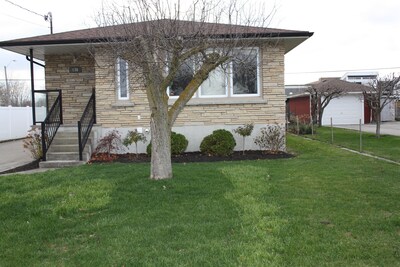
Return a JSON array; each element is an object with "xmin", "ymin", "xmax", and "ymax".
[
  {"xmin": 334, "ymin": 121, "xmax": 400, "ymax": 136},
  {"xmin": 0, "ymin": 139, "xmax": 33, "ymax": 173}
]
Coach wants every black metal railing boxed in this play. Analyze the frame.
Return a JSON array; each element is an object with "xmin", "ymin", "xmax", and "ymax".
[
  {"xmin": 78, "ymin": 88, "xmax": 96, "ymax": 161},
  {"xmin": 41, "ymin": 90, "xmax": 63, "ymax": 161}
]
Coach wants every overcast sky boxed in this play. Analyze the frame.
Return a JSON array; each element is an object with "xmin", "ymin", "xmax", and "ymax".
[{"xmin": 0, "ymin": 0, "xmax": 399, "ymax": 86}]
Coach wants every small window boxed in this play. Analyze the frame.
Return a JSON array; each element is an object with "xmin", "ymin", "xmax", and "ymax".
[
  {"xmin": 169, "ymin": 59, "xmax": 195, "ymax": 97},
  {"xmin": 232, "ymin": 49, "xmax": 259, "ymax": 96},
  {"xmin": 200, "ymin": 66, "xmax": 228, "ymax": 97},
  {"xmin": 117, "ymin": 57, "xmax": 129, "ymax": 100}
]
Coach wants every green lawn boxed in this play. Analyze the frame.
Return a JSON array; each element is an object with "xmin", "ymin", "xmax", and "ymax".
[
  {"xmin": 307, "ymin": 126, "xmax": 400, "ymax": 162},
  {"xmin": 0, "ymin": 135, "xmax": 399, "ymax": 266}
]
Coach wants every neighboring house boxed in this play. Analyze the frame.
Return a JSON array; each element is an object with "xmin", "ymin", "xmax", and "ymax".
[
  {"xmin": 0, "ymin": 20, "xmax": 313, "ymax": 165},
  {"xmin": 341, "ymin": 71, "xmax": 397, "ymax": 122},
  {"xmin": 286, "ymin": 78, "xmax": 372, "ymax": 125},
  {"xmin": 341, "ymin": 71, "xmax": 378, "ymax": 85}
]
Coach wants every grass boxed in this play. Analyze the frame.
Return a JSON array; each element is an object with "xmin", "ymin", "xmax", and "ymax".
[
  {"xmin": 307, "ymin": 126, "xmax": 400, "ymax": 162},
  {"xmin": 0, "ymin": 135, "xmax": 399, "ymax": 266}
]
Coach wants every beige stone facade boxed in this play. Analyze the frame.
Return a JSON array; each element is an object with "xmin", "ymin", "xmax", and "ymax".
[
  {"xmin": 93, "ymin": 42, "xmax": 285, "ymax": 128},
  {"xmin": 45, "ymin": 53, "xmax": 95, "ymax": 124},
  {"xmin": 44, "ymin": 42, "xmax": 286, "ymax": 151}
]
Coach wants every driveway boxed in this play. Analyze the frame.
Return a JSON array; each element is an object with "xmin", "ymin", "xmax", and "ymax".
[
  {"xmin": 0, "ymin": 139, "xmax": 33, "ymax": 173},
  {"xmin": 335, "ymin": 121, "xmax": 400, "ymax": 136}
]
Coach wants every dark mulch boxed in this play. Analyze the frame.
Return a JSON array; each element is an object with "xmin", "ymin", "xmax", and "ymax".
[{"xmin": 90, "ymin": 150, "xmax": 294, "ymax": 164}]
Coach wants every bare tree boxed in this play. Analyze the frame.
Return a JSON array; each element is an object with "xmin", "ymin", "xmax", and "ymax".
[
  {"xmin": 93, "ymin": 0, "xmax": 275, "ymax": 179},
  {"xmin": 307, "ymin": 78, "xmax": 345, "ymax": 127},
  {"xmin": 363, "ymin": 74, "xmax": 400, "ymax": 138},
  {"xmin": 0, "ymin": 81, "xmax": 31, "ymax": 107},
  {"xmin": 306, "ymin": 78, "xmax": 371, "ymax": 127}
]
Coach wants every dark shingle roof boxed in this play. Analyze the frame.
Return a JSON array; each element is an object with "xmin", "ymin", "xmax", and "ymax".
[
  {"xmin": 0, "ymin": 19, "xmax": 313, "ymax": 46},
  {"xmin": 308, "ymin": 78, "xmax": 371, "ymax": 92}
]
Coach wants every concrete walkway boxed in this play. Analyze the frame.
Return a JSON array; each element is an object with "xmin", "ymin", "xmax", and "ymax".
[
  {"xmin": 334, "ymin": 121, "xmax": 400, "ymax": 136},
  {"xmin": 0, "ymin": 139, "xmax": 33, "ymax": 173}
]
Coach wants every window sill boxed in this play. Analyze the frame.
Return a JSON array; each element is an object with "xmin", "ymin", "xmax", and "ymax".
[
  {"xmin": 112, "ymin": 101, "xmax": 135, "ymax": 107},
  {"xmin": 168, "ymin": 97, "xmax": 267, "ymax": 106}
]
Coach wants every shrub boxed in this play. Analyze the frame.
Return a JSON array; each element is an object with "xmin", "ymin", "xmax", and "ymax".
[
  {"xmin": 233, "ymin": 123, "xmax": 254, "ymax": 155},
  {"xmin": 171, "ymin": 132, "xmax": 188, "ymax": 155},
  {"xmin": 123, "ymin": 130, "xmax": 147, "ymax": 156},
  {"xmin": 23, "ymin": 127, "xmax": 44, "ymax": 160},
  {"xmin": 287, "ymin": 115, "xmax": 314, "ymax": 135},
  {"xmin": 147, "ymin": 131, "xmax": 188, "ymax": 156},
  {"xmin": 254, "ymin": 124, "xmax": 285, "ymax": 152},
  {"xmin": 200, "ymin": 129, "xmax": 236, "ymax": 156},
  {"xmin": 94, "ymin": 129, "xmax": 124, "ymax": 156}
]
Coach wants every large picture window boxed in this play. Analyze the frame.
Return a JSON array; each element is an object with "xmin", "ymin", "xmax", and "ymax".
[
  {"xmin": 117, "ymin": 57, "xmax": 129, "ymax": 100},
  {"xmin": 168, "ymin": 47, "xmax": 260, "ymax": 99}
]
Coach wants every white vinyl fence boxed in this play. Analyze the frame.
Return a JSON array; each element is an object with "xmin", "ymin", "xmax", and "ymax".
[{"xmin": 0, "ymin": 106, "xmax": 46, "ymax": 141}]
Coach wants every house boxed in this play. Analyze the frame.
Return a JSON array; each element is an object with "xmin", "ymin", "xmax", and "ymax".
[
  {"xmin": 0, "ymin": 20, "xmax": 313, "ymax": 166},
  {"xmin": 341, "ymin": 71, "xmax": 378, "ymax": 85},
  {"xmin": 286, "ymin": 78, "xmax": 372, "ymax": 125},
  {"xmin": 342, "ymin": 71, "xmax": 397, "ymax": 122}
]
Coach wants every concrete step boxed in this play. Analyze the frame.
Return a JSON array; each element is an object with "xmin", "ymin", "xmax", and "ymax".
[
  {"xmin": 39, "ymin": 160, "xmax": 86, "ymax": 168},
  {"xmin": 48, "ymin": 144, "xmax": 91, "ymax": 153},
  {"xmin": 52, "ymin": 138, "xmax": 79, "ymax": 146},
  {"xmin": 46, "ymin": 152, "xmax": 90, "ymax": 161}
]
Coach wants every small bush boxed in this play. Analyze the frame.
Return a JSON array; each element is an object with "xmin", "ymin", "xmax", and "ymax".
[
  {"xmin": 200, "ymin": 129, "xmax": 236, "ymax": 156},
  {"xmin": 123, "ymin": 129, "xmax": 147, "ymax": 156},
  {"xmin": 171, "ymin": 132, "xmax": 188, "ymax": 155},
  {"xmin": 233, "ymin": 123, "xmax": 254, "ymax": 155},
  {"xmin": 254, "ymin": 124, "xmax": 285, "ymax": 152},
  {"xmin": 147, "ymin": 131, "xmax": 188, "ymax": 156},
  {"xmin": 23, "ymin": 127, "xmax": 44, "ymax": 160},
  {"xmin": 94, "ymin": 129, "xmax": 124, "ymax": 156},
  {"xmin": 287, "ymin": 115, "xmax": 314, "ymax": 135}
]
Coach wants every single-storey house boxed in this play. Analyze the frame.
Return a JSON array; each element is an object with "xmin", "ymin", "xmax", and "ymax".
[{"xmin": 0, "ymin": 20, "xmax": 313, "ymax": 166}]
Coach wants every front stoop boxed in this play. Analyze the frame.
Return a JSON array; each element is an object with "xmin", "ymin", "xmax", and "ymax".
[{"xmin": 39, "ymin": 125, "xmax": 94, "ymax": 169}]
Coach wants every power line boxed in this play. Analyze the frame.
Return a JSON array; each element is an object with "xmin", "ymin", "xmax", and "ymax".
[
  {"xmin": 286, "ymin": 66, "xmax": 400, "ymax": 75},
  {"xmin": 4, "ymin": 0, "xmax": 43, "ymax": 17},
  {"xmin": 0, "ymin": 11, "xmax": 48, "ymax": 28},
  {"xmin": 4, "ymin": 0, "xmax": 53, "ymax": 34}
]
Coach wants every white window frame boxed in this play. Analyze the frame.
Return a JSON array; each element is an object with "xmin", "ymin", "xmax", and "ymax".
[
  {"xmin": 116, "ymin": 57, "xmax": 129, "ymax": 100},
  {"xmin": 230, "ymin": 47, "xmax": 261, "ymax": 97}
]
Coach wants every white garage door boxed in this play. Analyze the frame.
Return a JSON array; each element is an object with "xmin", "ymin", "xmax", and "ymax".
[{"xmin": 321, "ymin": 94, "xmax": 364, "ymax": 125}]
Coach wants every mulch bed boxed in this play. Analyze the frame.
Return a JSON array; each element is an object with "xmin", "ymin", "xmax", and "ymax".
[{"xmin": 90, "ymin": 150, "xmax": 294, "ymax": 164}]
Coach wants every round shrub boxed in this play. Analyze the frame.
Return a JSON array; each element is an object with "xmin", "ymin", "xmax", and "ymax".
[
  {"xmin": 171, "ymin": 132, "xmax": 188, "ymax": 155},
  {"xmin": 200, "ymin": 129, "xmax": 236, "ymax": 156},
  {"xmin": 146, "ymin": 131, "xmax": 188, "ymax": 156}
]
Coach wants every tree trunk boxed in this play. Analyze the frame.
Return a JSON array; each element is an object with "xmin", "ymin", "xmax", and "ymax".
[
  {"xmin": 375, "ymin": 111, "xmax": 381, "ymax": 138},
  {"xmin": 150, "ymin": 108, "xmax": 172, "ymax": 179},
  {"xmin": 318, "ymin": 107, "xmax": 323, "ymax": 127}
]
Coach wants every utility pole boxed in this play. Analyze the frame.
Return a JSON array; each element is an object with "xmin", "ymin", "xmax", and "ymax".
[
  {"xmin": 4, "ymin": 66, "xmax": 9, "ymax": 105},
  {"xmin": 4, "ymin": 60, "xmax": 15, "ymax": 106},
  {"xmin": 44, "ymin": 12, "xmax": 53, "ymax": 34}
]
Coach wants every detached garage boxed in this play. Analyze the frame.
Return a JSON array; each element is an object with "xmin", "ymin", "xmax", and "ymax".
[
  {"xmin": 321, "ymin": 93, "xmax": 365, "ymax": 125},
  {"xmin": 286, "ymin": 78, "xmax": 372, "ymax": 125}
]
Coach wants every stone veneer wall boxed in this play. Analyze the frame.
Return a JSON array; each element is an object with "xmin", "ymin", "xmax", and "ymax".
[
  {"xmin": 94, "ymin": 42, "xmax": 285, "ymax": 129},
  {"xmin": 45, "ymin": 53, "xmax": 95, "ymax": 124}
]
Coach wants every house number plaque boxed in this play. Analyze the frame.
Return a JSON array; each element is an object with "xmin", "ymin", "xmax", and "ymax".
[{"xmin": 69, "ymin": 66, "xmax": 82, "ymax": 73}]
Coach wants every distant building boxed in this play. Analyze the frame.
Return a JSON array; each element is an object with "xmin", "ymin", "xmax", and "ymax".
[{"xmin": 341, "ymin": 71, "xmax": 378, "ymax": 85}]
